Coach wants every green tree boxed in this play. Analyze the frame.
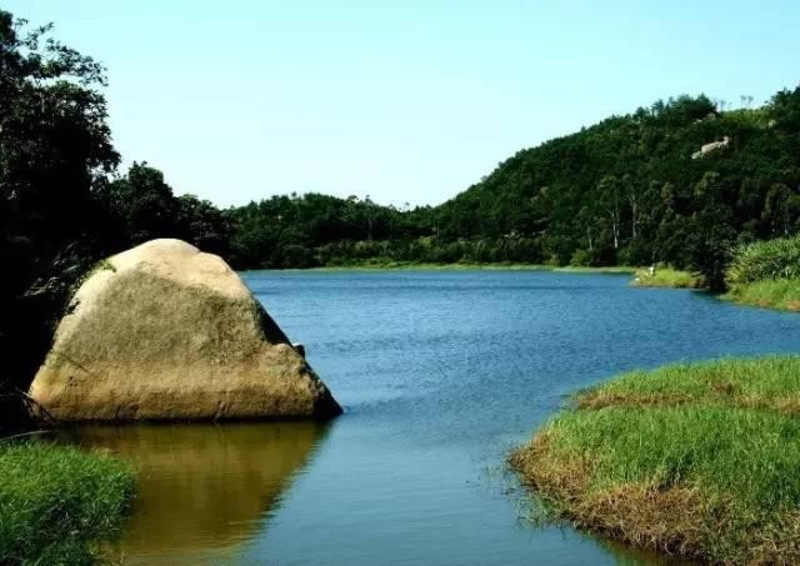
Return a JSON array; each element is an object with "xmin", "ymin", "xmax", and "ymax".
[
  {"xmin": 762, "ymin": 183, "xmax": 800, "ymax": 237},
  {"xmin": 0, "ymin": 10, "xmax": 118, "ymax": 417}
]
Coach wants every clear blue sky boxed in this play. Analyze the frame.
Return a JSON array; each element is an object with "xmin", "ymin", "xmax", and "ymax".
[{"xmin": 5, "ymin": 1, "xmax": 800, "ymax": 207}]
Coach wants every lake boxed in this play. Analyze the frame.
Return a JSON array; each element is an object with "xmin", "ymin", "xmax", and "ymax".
[{"xmin": 60, "ymin": 270, "xmax": 800, "ymax": 564}]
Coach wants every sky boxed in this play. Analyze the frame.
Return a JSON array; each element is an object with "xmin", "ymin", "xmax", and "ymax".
[{"xmin": 5, "ymin": 1, "xmax": 800, "ymax": 208}]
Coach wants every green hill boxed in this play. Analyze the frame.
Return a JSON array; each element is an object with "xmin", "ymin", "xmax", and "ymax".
[{"xmin": 224, "ymin": 89, "xmax": 800, "ymax": 288}]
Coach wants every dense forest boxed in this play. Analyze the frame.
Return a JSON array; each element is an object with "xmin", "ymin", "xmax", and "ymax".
[
  {"xmin": 96, "ymin": 91, "xmax": 800, "ymax": 289},
  {"xmin": 225, "ymin": 94, "xmax": 800, "ymax": 290},
  {"xmin": 3, "ymin": 8, "xmax": 800, "ymax": 427}
]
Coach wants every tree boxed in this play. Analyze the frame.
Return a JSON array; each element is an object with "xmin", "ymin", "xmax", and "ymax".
[
  {"xmin": 599, "ymin": 175, "xmax": 623, "ymax": 250},
  {"xmin": 689, "ymin": 172, "xmax": 738, "ymax": 290},
  {"xmin": 176, "ymin": 194, "xmax": 231, "ymax": 255},
  {"xmin": 100, "ymin": 162, "xmax": 179, "ymax": 245},
  {"xmin": 0, "ymin": 10, "xmax": 119, "ymax": 413},
  {"xmin": 762, "ymin": 183, "xmax": 800, "ymax": 237}
]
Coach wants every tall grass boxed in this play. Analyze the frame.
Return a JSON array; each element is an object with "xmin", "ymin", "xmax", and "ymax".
[
  {"xmin": 724, "ymin": 278, "xmax": 800, "ymax": 312},
  {"xmin": 724, "ymin": 235, "xmax": 800, "ymax": 311},
  {"xmin": 0, "ymin": 442, "xmax": 136, "ymax": 565},
  {"xmin": 726, "ymin": 235, "xmax": 800, "ymax": 286},
  {"xmin": 578, "ymin": 355, "xmax": 800, "ymax": 410},
  {"xmin": 631, "ymin": 267, "xmax": 704, "ymax": 288},
  {"xmin": 510, "ymin": 356, "xmax": 800, "ymax": 563}
]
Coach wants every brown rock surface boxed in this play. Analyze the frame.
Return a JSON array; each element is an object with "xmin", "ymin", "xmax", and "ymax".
[{"xmin": 29, "ymin": 239, "xmax": 341, "ymax": 421}]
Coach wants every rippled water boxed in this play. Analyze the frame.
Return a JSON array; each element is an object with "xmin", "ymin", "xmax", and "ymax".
[{"xmin": 62, "ymin": 270, "xmax": 800, "ymax": 564}]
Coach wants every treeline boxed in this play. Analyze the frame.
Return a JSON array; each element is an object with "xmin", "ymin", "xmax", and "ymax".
[{"xmin": 224, "ymin": 92, "xmax": 800, "ymax": 292}]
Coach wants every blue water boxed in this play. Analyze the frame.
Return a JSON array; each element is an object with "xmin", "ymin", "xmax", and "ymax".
[{"xmin": 69, "ymin": 270, "xmax": 800, "ymax": 564}]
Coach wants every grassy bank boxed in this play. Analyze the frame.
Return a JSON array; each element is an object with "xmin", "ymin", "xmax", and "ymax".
[
  {"xmin": 0, "ymin": 442, "xmax": 136, "ymax": 565},
  {"xmin": 724, "ymin": 278, "xmax": 800, "ymax": 311},
  {"xmin": 510, "ymin": 356, "xmax": 800, "ymax": 564},
  {"xmin": 723, "ymin": 235, "xmax": 800, "ymax": 311},
  {"xmin": 631, "ymin": 267, "xmax": 705, "ymax": 289}
]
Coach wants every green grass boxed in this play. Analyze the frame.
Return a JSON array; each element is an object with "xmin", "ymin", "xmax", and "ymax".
[
  {"xmin": 726, "ymin": 235, "xmax": 800, "ymax": 286},
  {"xmin": 722, "ymin": 235, "xmax": 800, "ymax": 311},
  {"xmin": 725, "ymin": 277, "xmax": 800, "ymax": 312},
  {"xmin": 578, "ymin": 356, "xmax": 800, "ymax": 411},
  {"xmin": 510, "ymin": 356, "xmax": 800, "ymax": 564},
  {"xmin": 0, "ymin": 442, "xmax": 136, "ymax": 565},
  {"xmin": 630, "ymin": 267, "xmax": 705, "ymax": 289}
]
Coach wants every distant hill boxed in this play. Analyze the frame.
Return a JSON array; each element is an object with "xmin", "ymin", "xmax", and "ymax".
[{"xmin": 223, "ymin": 87, "xmax": 800, "ymax": 288}]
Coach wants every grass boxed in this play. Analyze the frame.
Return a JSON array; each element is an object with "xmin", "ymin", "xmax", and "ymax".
[
  {"xmin": 725, "ymin": 277, "xmax": 800, "ymax": 312},
  {"xmin": 577, "ymin": 356, "xmax": 800, "ymax": 412},
  {"xmin": 0, "ymin": 442, "xmax": 136, "ymax": 565},
  {"xmin": 722, "ymin": 235, "xmax": 800, "ymax": 311},
  {"xmin": 631, "ymin": 267, "xmax": 705, "ymax": 289},
  {"xmin": 510, "ymin": 356, "xmax": 800, "ymax": 564},
  {"xmin": 726, "ymin": 235, "xmax": 800, "ymax": 286}
]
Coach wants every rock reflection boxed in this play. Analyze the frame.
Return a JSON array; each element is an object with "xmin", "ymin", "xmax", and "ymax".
[{"xmin": 58, "ymin": 422, "xmax": 328, "ymax": 563}]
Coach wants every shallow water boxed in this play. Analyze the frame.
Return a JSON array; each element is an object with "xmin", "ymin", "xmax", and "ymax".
[{"xmin": 62, "ymin": 270, "xmax": 800, "ymax": 564}]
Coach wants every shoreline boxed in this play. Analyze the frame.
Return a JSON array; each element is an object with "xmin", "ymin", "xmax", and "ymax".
[
  {"xmin": 510, "ymin": 356, "xmax": 800, "ymax": 564},
  {"xmin": 242, "ymin": 262, "xmax": 638, "ymax": 274}
]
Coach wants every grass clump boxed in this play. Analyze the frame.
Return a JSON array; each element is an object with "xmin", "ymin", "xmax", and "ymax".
[
  {"xmin": 0, "ymin": 442, "xmax": 136, "ymax": 565},
  {"xmin": 724, "ymin": 278, "xmax": 800, "ymax": 312},
  {"xmin": 726, "ymin": 235, "xmax": 800, "ymax": 286},
  {"xmin": 723, "ymin": 235, "xmax": 800, "ymax": 311},
  {"xmin": 578, "ymin": 355, "xmax": 800, "ymax": 412},
  {"xmin": 511, "ymin": 356, "xmax": 800, "ymax": 564},
  {"xmin": 631, "ymin": 267, "xmax": 704, "ymax": 289}
]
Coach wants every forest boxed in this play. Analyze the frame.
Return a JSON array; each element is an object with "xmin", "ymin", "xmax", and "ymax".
[{"xmin": 3, "ymin": 8, "xmax": 800, "ymax": 427}]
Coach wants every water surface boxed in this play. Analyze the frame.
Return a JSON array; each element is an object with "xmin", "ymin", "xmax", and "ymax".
[{"xmin": 64, "ymin": 270, "xmax": 800, "ymax": 564}]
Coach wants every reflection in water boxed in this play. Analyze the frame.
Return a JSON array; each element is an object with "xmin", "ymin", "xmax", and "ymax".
[{"xmin": 58, "ymin": 422, "xmax": 329, "ymax": 564}]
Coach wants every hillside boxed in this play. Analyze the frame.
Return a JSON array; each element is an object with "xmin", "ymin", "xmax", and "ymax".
[{"xmin": 222, "ymin": 89, "xmax": 800, "ymax": 288}]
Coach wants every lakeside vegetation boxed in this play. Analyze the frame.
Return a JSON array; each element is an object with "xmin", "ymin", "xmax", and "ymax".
[
  {"xmin": 631, "ymin": 267, "xmax": 705, "ymax": 289},
  {"xmin": 280, "ymin": 261, "xmax": 635, "ymax": 273},
  {"xmin": 0, "ymin": 442, "xmax": 136, "ymax": 564},
  {"xmin": 725, "ymin": 278, "xmax": 800, "ymax": 311},
  {"xmin": 511, "ymin": 356, "xmax": 800, "ymax": 564},
  {"xmin": 722, "ymin": 234, "xmax": 800, "ymax": 310}
]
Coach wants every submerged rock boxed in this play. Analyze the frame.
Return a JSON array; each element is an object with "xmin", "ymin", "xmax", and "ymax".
[{"xmin": 29, "ymin": 239, "xmax": 342, "ymax": 421}]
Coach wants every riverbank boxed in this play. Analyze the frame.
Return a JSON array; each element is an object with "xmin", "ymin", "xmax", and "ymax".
[
  {"xmin": 630, "ymin": 267, "xmax": 705, "ymax": 289},
  {"xmin": 275, "ymin": 261, "xmax": 637, "ymax": 274},
  {"xmin": 0, "ymin": 442, "xmax": 136, "ymax": 564},
  {"xmin": 510, "ymin": 356, "xmax": 800, "ymax": 564},
  {"xmin": 724, "ymin": 278, "xmax": 800, "ymax": 311}
]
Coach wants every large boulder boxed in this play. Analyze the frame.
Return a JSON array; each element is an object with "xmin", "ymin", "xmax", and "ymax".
[{"xmin": 29, "ymin": 239, "xmax": 342, "ymax": 421}]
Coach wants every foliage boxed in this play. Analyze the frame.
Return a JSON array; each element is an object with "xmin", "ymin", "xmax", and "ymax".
[
  {"xmin": 0, "ymin": 442, "xmax": 135, "ymax": 564},
  {"xmin": 724, "ymin": 278, "xmax": 800, "ymax": 312},
  {"xmin": 631, "ymin": 267, "xmax": 704, "ymax": 289},
  {"xmin": 511, "ymin": 356, "xmax": 800, "ymax": 564},
  {"xmin": 0, "ymin": 10, "xmax": 119, "ymax": 423},
  {"xmin": 223, "ymin": 89, "xmax": 800, "ymax": 281},
  {"xmin": 726, "ymin": 234, "xmax": 800, "ymax": 285}
]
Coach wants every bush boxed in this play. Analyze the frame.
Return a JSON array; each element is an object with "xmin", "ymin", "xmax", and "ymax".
[{"xmin": 726, "ymin": 234, "xmax": 800, "ymax": 286}]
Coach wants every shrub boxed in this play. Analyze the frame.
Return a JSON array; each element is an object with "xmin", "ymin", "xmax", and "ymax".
[{"xmin": 726, "ymin": 234, "xmax": 800, "ymax": 286}]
